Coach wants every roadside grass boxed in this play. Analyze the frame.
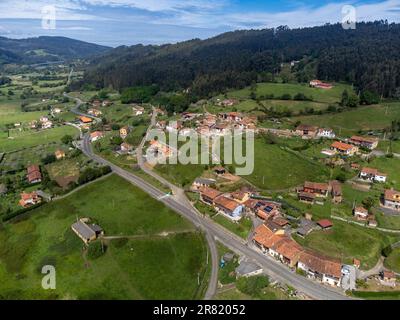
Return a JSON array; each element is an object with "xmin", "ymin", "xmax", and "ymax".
[
  {"xmin": 0, "ymin": 174, "xmax": 208, "ymax": 300},
  {"xmin": 212, "ymin": 214, "xmax": 253, "ymax": 240},
  {"xmin": 351, "ymin": 291, "xmax": 400, "ymax": 300},
  {"xmin": 0, "ymin": 126, "xmax": 79, "ymax": 153},
  {"xmin": 376, "ymin": 213, "xmax": 400, "ymax": 231},
  {"xmin": 293, "ymin": 220, "xmax": 398, "ymax": 270},
  {"xmin": 378, "ymin": 140, "xmax": 400, "ymax": 154},
  {"xmin": 291, "ymin": 102, "xmax": 400, "ymax": 136}
]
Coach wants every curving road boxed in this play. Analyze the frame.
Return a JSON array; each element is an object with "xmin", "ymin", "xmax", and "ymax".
[
  {"xmin": 67, "ymin": 91, "xmax": 351, "ymax": 300},
  {"xmin": 80, "ymin": 134, "xmax": 351, "ymax": 300}
]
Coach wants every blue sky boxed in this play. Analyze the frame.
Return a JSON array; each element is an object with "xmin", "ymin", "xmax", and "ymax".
[{"xmin": 0, "ymin": 0, "xmax": 399, "ymax": 47}]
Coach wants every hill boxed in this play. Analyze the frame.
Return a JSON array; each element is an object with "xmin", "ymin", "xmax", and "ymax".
[
  {"xmin": 81, "ymin": 21, "xmax": 400, "ymax": 99},
  {"xmin": 0, "ymin": 36, "xmax": 110, "ymax": 65}
]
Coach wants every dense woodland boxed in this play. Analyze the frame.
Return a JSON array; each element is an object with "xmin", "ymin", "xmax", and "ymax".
[{"xmin": 80, "ymin": 21, "xmax": 400, "ymax": 100}]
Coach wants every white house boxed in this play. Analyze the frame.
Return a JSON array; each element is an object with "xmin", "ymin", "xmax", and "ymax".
[
  {"xmin": 317, "ymin": 128, "xmax": 336, "ymax": 139},
  {"xmin": 354, "ymin": 207, "xmax": 369, "ymax": 220},
  {"xmin": 360, "ymin": 167, "xmax": 387, "ymax": 183},
  {"xmin": 41, "ymin": 121, "xmax": 53, "ymax": 129}
]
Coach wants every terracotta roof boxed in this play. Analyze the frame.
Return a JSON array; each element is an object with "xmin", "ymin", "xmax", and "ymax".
[
  {"xmin": 361, "ymin": 167, "xmax": 386, "ymax": 176},
  {"xmin": 275, "ymin": 239, "xmax": 304, "ymax": 261},
  {"xmin": 80, "ymin": 116, "xmax": 93, "ymax": 123},
  {"xmin": 355, "ymin": 207, "xmax": 368, "ymax": 214},
  {"xmin": 231, "ymin": 191, "xmax": 248, "ymax": 201},
  {"xmin": 121, "ymin": 142, "xmax": 133, "ymax": 150},
  {"xmin": 385, "ymin": 189, "xmax": 400, "ymax": 201},
  {"xmin": 90, "ymin": 131, "xmax": 104, "ymax": 138},
  {"xmin": 383, "ymin": 270, "xmax": 396, "ymax": 279},
  {"xmin": 331, "ymin": 141, "xmax": 354, "ymax": 151},
  {"xmin": 200, "ymin": 187, "xmax": 223, "ymax": 201},
  {"xmin": 330, "ymin": 180, "xmax": 342, "ymax": 196},
  {"xmin": 350, "ymin": 136, "xmax": 378, "ymax": 144},
  {"xmin": 299, "ymin": 251, "xmax": 342, "ymax": 278},
  {"xmin": 273, "ymin": 217, "xmax": 289, "ymax": 227},
  {"xmin": 214, "ymin": 196, "xmax": 241, "ymax": 212},
  {"xmin": 317, "ymin": 219, "xmax": 333, "ymax": 229},
  {"xmin": 296, "ymin": 124, "xmax": 318, "ymax": 131},
  {"xmin": 27, "ymin": 170, "xmax": 42, "ymax": 183},
  {"xmin": 298, "ymin": 192, "xmax": 316, "ymax": 199},
  {"xmin": 304, "ymin": 181, "xmax": 330, "ymax": 192},
  {"xmin": 27, "ymin": 165, "xmax": 40, "ymax": 174}
]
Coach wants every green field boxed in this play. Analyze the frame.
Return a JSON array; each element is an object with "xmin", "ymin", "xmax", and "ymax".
[
  {"xmin": 294, "ymin": 220, "xmax": 398, "ymax": 270},
  {"xmin": 0, "ymin": 126, "xmax": 79, "ymax": 153},
  {"xmin": 0, "ymin": 175, "xmax": 209, "ymax": 300},
  {"xmin": 221, "ymin": 82, "xmax": 353, "ymax": 104},
  {"xmin": 292, "ymin": 103, "xmax": 400, "ymax": 136},
  {"xmin": 384, "ymin": 248, "xmax": 400, "ymax": 273},
  {"xmin": 240, "ymin": 139, "xmax": 329, "ymax": 190}
]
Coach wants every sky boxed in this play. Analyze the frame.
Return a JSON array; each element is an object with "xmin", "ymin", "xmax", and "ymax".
[{"xmin": 0, "ymin": 0, "xmax": 399, "ymax": 47}]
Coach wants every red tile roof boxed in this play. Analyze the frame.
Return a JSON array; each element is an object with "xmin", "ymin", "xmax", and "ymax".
[
  {"xmin": 200, "ymin": 187, "xmax": 223, "ymax": 201},
  {"xmin": 385, "ymin": 189, "xmax": 400, "ymax": 201},
  {"xmin": 214, "ymin": 196, "xmax": 240, "ymax": 212},
  {"xmin": 299, "ymin": 251, "xmax": 342, "ymax": 278},
  {"xmin": 317, "ymin": 219, "xmax": 333, "ymax": 229},
  {"xmin": 331, "ymin": 141, "xmax": 354, "ymax": 151}
]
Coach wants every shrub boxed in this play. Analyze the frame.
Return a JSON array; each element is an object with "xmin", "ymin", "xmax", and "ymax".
[
  {"xmin": 236, "ymin": 275, "xmax": 270, "ymax": 297},
  {"xmin": 88, "ymin": 241, "xmax": 107, "ymax": 260}
]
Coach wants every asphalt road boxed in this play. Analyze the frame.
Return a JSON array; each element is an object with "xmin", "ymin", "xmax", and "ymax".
[{"xmin": 80, "ymin": 134, "xmax": 351, "ymax": 300}]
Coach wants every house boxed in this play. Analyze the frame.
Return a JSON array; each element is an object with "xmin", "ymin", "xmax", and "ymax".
[
  {"xmin": 330, "ymin": 180, "xmax": 343, "ymax": 204},
  {"xmin": 27, "ymin": 165, "xmax": 42, "ymax": 184},
  {"xmin": 275, "ymin": 239, "xmax": 304, "ymax": 268},
  {"xmin": 212, "ymin": 124, "xmax": 229, "ymax": 136},
  {"xmin": 102, "ymin": 100, "xmax": 112, "ymax": 107},
  {"xmin": 354, "ymin": 207, "xmax": 369, "ymax": 220},
  {"xmin": 302, "ymin": 181, "xmax": 330, "ymax": 198},
  {"xmin": 353, "ymin": 259, "xmax": 361, "ymax": 269},
  {"xmin": 192, "ymin": 178, "xmax": 216, "ymax": 190},
  {"xmin": 295, "ymin": 124, "xmax": 319, "ymax": 138},
  {"xmin": 360, "ymin": 167, "xmax": 387, "ymax": 183},
  {"xmin": 264, "ymin": 219, "xmax": 286, "ymax": 235},
  {"xmin": 88, "ymin": 108, "xmax": 102, "ymax": 117},
  {"xmin": 349, "ymin": 136, "xmax": 379, "ymax": 150},
  {"xmin": 231, "ymin": 191, "xmax": 250, "ymax": 204},
  {"xmin": 91, "ymin": 100, "xmax": 101, "ymax": 108},
  {"xmin": 309, "ymin": 80, "xmax": 333, "ymax": 89},
  {"xmin": 317, "ymin": 219, "xmax": 333, "ymax": 230},
  {"xmin": 382, "ymin": 271, "xmax": 396, "ymax": 283},
  {"xmin": 120, "ymin": 126, "xmax": 130, "ymax": 139},
  {"xmin": 235, "ymin": 260, "xmax": 263, "ymax": 278},
  {"xmin": 296, "ymin": 219, "xmax": 317, "ymax": 238},
  {"xmin": 53, "ymin": 108, "xmax": 62, "ymax": 114},
  {"xmin": 55, "ymin": 149, "xmax": 66, "ymax": 160},
  {"xmin": 383, "ymin": 189, "xmax": 400, "ymax": 211},
  {"xmin": 90, "ymin": 131, "xmax": 104, "ymax": 142},
  {"xmin": 331, "ymin": 141, "xmax": 358, "ymax": 156},
  {"xmin": 297, "ymin": 251, "xmax": 342, "ymax": 286},
  {"xmin": 156, "ymin": 121, "xmax": 166, "ymax": 129},
  {"xmin": 223, "ymin": 252, "xmax": 235, "ymax": 263},
  {"xmin": 317, "ymin": 128, "xmax": 336, "ymax": 139},
  {"xmin": 218, "ymin": 99, "xmax": 238, "ymax": 107},
  {"xmin": 298, "ymin": 191, "xmax": 316, "ymax": 204},
  {"xmin": 19, "ymin": 191, "xmax": 42, "ymax": 208},
  {"xmin": 41, "ymin": 120, "xmax": 53, "ymax": 129},
  {"xmin": 213, "ymin": 196, "xmax": 244, "ymax": 220},
  {"xmin": 71, "ymin": 219, "xmax": 104, "ymax": 244},
  {"xmin": 79, "ymin": 116, "xmax": 93, "ymax": 124},
  {"xmin": 351, "ymin": 163, "xmax": 361, "ymax": 170},
  {"xmin": 199, "ymin": 187, "xmax": 223, "ymax": 205},
  {"xmin": 166, "ymin": 121, "xmax": 183, "ymax": 133},
  {"xmin": 256, "ymin": 202, "xmax": 281, "ymax": 220},
  {"xmin": 120, "ymin": 142, "xmax": 133, "ymax": 153},
  {"xmin": 132, "ymin": 105, "xmax": 145, "ymax": 116},
  {"xmin": 40, "ymin": 116, "xmax": 49, "ymax": 123},
  {"xmin": 368, "ymin": 219, "xmax": 378, "ymax": 228},
  {"xmin": 30, "ymin": 120, "xmax": 38, "ymax": 129}
]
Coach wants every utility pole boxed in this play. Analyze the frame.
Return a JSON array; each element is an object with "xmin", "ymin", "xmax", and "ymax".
[{"xmin": 197, "ymin": 273, "xmax": 200, "ymax": 286}]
